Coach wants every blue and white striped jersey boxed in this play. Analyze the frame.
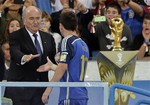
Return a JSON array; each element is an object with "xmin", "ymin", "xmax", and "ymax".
[{"xmin": 59, "ymin": 35, "xmax": 89, "ymax": 102}]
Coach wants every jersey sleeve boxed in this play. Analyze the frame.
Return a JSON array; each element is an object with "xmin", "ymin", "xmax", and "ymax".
[{"xmin": 59, "ymin": 38, "xmax": 74, "ymax": 64}]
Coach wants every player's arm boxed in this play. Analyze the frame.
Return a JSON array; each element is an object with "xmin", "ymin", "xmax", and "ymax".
[
  {"xmin": 41, "ymin": 63, "xmax": 67, "ymax": 104},
  {"xmin": 37, "ymin": 56, "xmax": 67, "ymax": 81},
  {"xmin": 51, "ymin": 63, "xmax": 67, "ymax": 82}
]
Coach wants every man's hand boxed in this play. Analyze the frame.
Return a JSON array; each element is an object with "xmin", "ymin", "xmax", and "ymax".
[
  {"xmin": 23, "ymin": 54, "xmax": 40, "ymax": 63},
  {"xmin": 42, "ymin": 87, "xmax": 52, "ymax": 104},
  {"xmin": 37, "ymin": 57, "xmax": 57, "ymax": 72}
]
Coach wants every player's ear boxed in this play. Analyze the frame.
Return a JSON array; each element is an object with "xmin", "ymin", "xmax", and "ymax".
[{"xmin": 59, "ymin": 23, "xmax": 64, "ymax": 31}]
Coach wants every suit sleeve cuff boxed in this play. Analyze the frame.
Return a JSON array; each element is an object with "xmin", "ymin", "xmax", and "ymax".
[{"xmin": 21, "ymin": 56, "xmax": 26, "ymax": 65}]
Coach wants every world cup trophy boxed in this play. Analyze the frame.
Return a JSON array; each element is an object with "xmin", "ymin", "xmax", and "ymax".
[
  {"xmin": 96, "ymin": 17, "xmax": 138, "ymax": 105},
  {"xmin": 109, "ymin": 18, "xmax": 124, "ymax": 51}
]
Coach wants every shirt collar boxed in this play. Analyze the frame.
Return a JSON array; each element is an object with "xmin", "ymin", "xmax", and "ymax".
[
  {"xmin": 25, "ymin": 27, "xmax": 40, "ymax": 37},
  {"xmin": 5, "ymin": 63, "xmax": 9, "ymax": 70}
]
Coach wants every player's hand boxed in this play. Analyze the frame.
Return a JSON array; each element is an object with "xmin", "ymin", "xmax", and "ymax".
[
  {"xmin": 37, "ymin": 56, "xmax": 54, "ymax": 72},
  {"xmin": 55, "ymin": 52, "xmax": 60, "ymax": 64},
  {"xmin": 42, "ymin": 87, "xmax": 52, "ymax": 104},
  {"xmin": 23, "ymin": 54, "xmax": 40, "ymax": 62}
]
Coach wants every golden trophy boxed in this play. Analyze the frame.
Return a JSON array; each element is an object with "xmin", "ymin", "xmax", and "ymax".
[
  {"xmin": 109, "ymin": 18, "xmax": 124, "ymax": 51},
  {"xmin": 96, "ymin": 18, "xmax": 138, "ymax": 105}
]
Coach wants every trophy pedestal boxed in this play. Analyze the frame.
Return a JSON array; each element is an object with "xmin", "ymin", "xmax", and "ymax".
[
  {"xmin": 112, "ymin": 47, "xmax": 122, "ymax": 51},
  {"xmin": 96, "ymin": 51, "xmax": 138, "ymax": 105}
]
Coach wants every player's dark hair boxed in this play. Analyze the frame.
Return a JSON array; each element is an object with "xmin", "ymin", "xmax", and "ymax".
[{"xmin": 59, "ymin": 9, "xmax": 78, "ymax": 31}]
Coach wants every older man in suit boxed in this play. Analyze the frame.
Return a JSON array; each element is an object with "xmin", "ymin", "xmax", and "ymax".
[{"xmin": 4, "ymin": 6, "xmax": 56, "ymax": 105}]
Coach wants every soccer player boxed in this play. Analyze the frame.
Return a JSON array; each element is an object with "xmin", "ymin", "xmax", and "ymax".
[{"xmin": 37, "ymin": 9, "xmax": 89, "ymax": 105}]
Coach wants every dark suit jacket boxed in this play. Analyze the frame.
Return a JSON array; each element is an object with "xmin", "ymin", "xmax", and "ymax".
[
  {"xmin": 8, "ymin": 27, "xmax": 56, "ymax": 82},
  {"xmin": 0, "ymin": 46, "xmax": 4, "ymax": 81}
]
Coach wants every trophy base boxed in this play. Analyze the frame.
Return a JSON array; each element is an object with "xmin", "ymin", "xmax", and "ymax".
[
  {"xmin": 96, "ymin": 51, "xmax": 138, "ymax": 105},
  {"xmin": 112, "ymin": 47, "xmax": 122, "ymax": 51}
]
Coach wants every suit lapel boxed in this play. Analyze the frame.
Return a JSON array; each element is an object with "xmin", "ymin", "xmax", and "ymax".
[{"xmin": 22, "ymin": 27, "xmax": 37, "ymax": 54}]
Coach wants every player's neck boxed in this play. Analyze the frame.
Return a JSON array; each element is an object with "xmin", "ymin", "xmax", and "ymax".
[{"xmin": 64, "ymin": 30, "xmax": 76, "ymax": 37}]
